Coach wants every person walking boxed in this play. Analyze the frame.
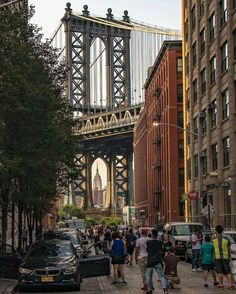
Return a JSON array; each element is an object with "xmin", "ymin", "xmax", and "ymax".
[
  {"xmin": 191, "ymin": 228, "xmax": 201, "ymax": 271},
  {"xmin": 213, "ymin": 225, "xmax": 235, "ymax": 290},
  {"xmin": 146, "ymin": 228, "xmax": 169, "ymax": 294},
  {"xmin": 103, "ymin": 227, "xmax": 112, "ymax": 254},
  {"xmin": 125, "ymin": 228, "xmax": 136, "ymax": 265},
  {"xmin": 162, "ymin": 234, "xmax": 173, "ymax": 256},
  {"xmin": 200, "ymin": 234, "xmax": 219, "ymax": 288},
  {"xmin": 22, "ymin": 226, "xmax": 28, "ymax": 250},
  {"xmin": 163, "ymin": 247, "xmax": 180, "ymax": 289},
  {"xmin": 94, "ymin": 228, "xmax": 104, "ymax": 255},
  {"xmin": 110, "ymin": 231, "xmax": 127, "ymax": 285},
  {"xmin": 135, "ymin": 228, "xmax": 150, "ymax": 291}
]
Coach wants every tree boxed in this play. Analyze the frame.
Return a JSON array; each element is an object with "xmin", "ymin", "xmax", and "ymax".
[
  {"xmin": 0, "ymin": 6, "xmax": 77, "ymax": 245},
  {"xmin": 100, "ymin": 217, "xmax": 122, "ymax": 227},
  {"xmin": 60, "ymin": 204, "xmax": 85, "ymax": 219}
]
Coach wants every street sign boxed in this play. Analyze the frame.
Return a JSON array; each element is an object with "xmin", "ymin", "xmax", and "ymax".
[
  {"xmin": 182, "ymin": 193, "xmax": 188, "ymax": 201},
  {"xmin": 201, "ymin": 204, "xmax": 215, "ymax": 216},
  {"xmin": 188, "ymin": 191, "xmax": 199, "ymax": 200}
]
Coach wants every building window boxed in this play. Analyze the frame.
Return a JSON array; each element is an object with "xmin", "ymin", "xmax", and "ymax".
[
  {"xmin": 200, "ymin": 0, "xmax": 205, "ymax": 15},
  {"xmin": 193, "ymin": 79, "xmax": 197, "ymax": 103},
  {"xmin": 200, "ymin": 109, "xmax": 207, "ymax": 134},
  {"xmin": 209, "ymin": 13, "xmax": 215, "ymax": 42},
  {"xmin": 194, "ymin": 155, "xmax": 198, "ymax": 177},
  {"xmin": 222, "ymin": 88, "xmax": 229, "ymax": 120},
  {"xmin": 177, "ymin": 84, "xmax": 183, "ymax": 103},
  {"xmin": 200, "ymin": 28, "xmax": 206, "ymax": 54},
  {"xmin": 192, "ymin": 42, "xmax": 197, "ymax": 66},
  {"xmin": 210, "ymin": 56, "xmax": 216, "ymax": 85},
  {"xmin": 185, "ymin": 20, "xmax": 189, "ymax": 42},
  {"xmin": 178, "ymin": 112, "xmax": 183, "ymax": 129},
  {"xmin": 191, "ymin": 5, "xmax": 196, "ymax": 30},
  {"xmin": 202, "ymin": 149, "xmax": 208, "ymax": 175},
  {"xmin": 234, "ymin": 0, "xmax": 236, "ymax": 10},
  {"xmin": 211, "ymin": 143, "xmax": 218, "ymax": 171},
  {"xmin": 210, "ymin": 99, "xmax": 217, "ymax": 128},
  {"xmin": 200, "ymin": 68, "xmax": 206, "ymax": 95},
  {"xmin": 233, "ymin": 30, "xmax": 236, "ymax": 60},
  {"xmin": 186, "ymin": 54, "xmax": 189, "ymax": 75},
  {"xmin": 178, "ymin": 168, "xmax": 184, "ymax": 187},
  {"xmin": 178, "ymin": 140, "xmax": 184, "ymax": 159},
  {"xmin": 177, "ymin": 58, "xmax": 182, "ymax": 73},
  {"xmin": 221, "ymin": 42, "xmax": 228, "ymax": 73},
  {"xmin": 220, "ymin": 0, "xmax": 228, "ymax": 27},
  {"xmin": 223, "ymin": 136, "xmax": 230, "ymax": 167},
  {"xmin": 193, "ymin": 116, "xmax": 198, "ymax": 140}
]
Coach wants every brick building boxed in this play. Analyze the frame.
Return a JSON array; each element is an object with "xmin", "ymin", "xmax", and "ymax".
[
  {"xmin": 182, "ymin": 0, "xmax": 236, "ymax": 227},
  {"xmin": 134, "ymin": 40, "xmax": 184, "ymax": 226}
]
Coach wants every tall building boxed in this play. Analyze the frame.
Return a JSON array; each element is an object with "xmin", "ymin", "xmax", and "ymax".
[
  {"xmin": 134, "ymin": 40, "xmax": 183, "ymax": 226},
  {"xmin": 92, "ymin": 165, "xmax": 104, "ymax": 207},
  {"xmin": 182, "ymin": 0, "xmax": 236, "ymax": 227}
]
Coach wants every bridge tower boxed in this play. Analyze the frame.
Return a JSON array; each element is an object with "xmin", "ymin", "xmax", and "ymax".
[{"xmin": 62, "ymin": 3, "xmax": 135, "ymax": 211}]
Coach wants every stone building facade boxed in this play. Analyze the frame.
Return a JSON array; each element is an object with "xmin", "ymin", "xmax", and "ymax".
[{"xmin": 182, "ymin": 0, "xmax": 236, "ymax": 227}]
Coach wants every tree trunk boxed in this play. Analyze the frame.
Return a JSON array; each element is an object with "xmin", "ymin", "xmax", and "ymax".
[
  {"xmin": 18, "ymin": 204, "xmax": 23, "ymax": 251},
  {"xmin": 1, "ymin": 193, "xmax": 8, "ymax": 245},
  {"xmin": 11, "ymin": 202, "xmax": 15, "ymax": 250}
]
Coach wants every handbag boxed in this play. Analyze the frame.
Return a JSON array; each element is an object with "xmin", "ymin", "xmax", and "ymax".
[{"xmin": 123, "ymin": 246, "xmax": 128, "ymax": 257}]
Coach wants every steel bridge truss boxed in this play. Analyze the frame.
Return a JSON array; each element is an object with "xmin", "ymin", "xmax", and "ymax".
[{"xmin": 63, "ymin": 3, "xmax": 131, "ymax": 111}]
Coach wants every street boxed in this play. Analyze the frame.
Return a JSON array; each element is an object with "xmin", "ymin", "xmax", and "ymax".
[{"xmin": 14, "ymin": 261, "xmax": 223, "ymax": 294}]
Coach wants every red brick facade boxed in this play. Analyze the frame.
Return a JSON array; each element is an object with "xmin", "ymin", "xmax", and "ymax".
[{"xmin": 134, "ymin": 41, "xmax": 184, "ymax": 226}]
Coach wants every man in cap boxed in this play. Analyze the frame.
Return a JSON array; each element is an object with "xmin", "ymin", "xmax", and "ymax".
[{"xmin": 135, "ymin": 228, "xmax": 150, "ymax": 291}]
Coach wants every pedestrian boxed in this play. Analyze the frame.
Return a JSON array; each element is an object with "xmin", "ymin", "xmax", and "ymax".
[
  {"xmin": 125, "ymin": 228, "xmax": 137, "ymax": 265},
  {"xmin": 110, "ymin": 231, "xmax": 127, "ymax": 285},
  {"xmin": 200, "ymin": 234, "xmax": 219, "ymax": 288},
  {"xmin": 22, "ymin": 226, "xmax": 28, "ymax": 250},
  {"xmin": 135, "ymin": 228, "xmax": 150, "ymax": 291},
  {"xmin": 162, "ymin": 234, "xmax": 173, "ymax": 256},
  {"xmin": 146, "ymin": 228, "xmax": 169, "ymax": 294},
  {"xmin": 103, "ymin": 227, "xmax": 112, "ymax": 254},
  {"xmin": 163, "ymin": 247, "xmax": 180, "ymax": 289},
  {"xmin": 94, "ymin": 228, "xmax": 104, "ymax": 255},
  {"xmin": 213, "ymin": 225, "xmax": 235, "ymax": 290},
  {"xmin": 191, "ymin": 228, "xmax": 201, "ymax": 271}
]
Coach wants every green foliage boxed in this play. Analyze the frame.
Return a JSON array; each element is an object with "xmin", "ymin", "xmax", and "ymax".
[
  {"xmin": 85, "ymin": 217, "xmax": 95, "ymax": 227},
  {"xmin": 100, "ymin": 217, "xmax": 122, "ymax": 227},
  {"xmin": 0, "ymin": 6, "xmax": 78, "ymax": 243},
  {"xmin": 60, "ymin": 204, "xmax": 85, "ymax": 219}
]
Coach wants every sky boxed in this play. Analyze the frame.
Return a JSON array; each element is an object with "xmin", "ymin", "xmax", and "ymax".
[{"xmin": 29, "ymin": 0, "xmax": 182, "ymax": 39}]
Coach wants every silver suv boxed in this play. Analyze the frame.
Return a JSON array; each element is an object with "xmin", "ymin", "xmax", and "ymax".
[{"xmin": 164, "ymin": 222, "xmax": 205, "ymax": 257}]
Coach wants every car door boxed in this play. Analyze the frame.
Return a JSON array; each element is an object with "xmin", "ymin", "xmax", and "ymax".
[
  {"xmin": 79, "ymin": 255, "xmax": 110, "ymax": 279},
  {"xmin": 0, "ymin": 244, "xmax": 22, "ymax": 279}
]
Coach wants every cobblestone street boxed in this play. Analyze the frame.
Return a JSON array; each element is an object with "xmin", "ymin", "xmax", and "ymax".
[{"xmin": 14, "ymin": 261, "xmax": 231, "ymax": 294}]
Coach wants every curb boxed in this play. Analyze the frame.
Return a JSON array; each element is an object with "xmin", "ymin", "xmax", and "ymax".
[{"xmin": 0, "ymin": 279, "xmax": 17, "ymax": 294}]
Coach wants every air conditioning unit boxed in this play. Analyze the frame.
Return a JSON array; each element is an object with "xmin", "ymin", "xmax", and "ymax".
[
  {"xmin": 207, "ymin": 102, "xmax": 215, "ymax": 110},
  {"xmin": 152, "ymin": 162, "xmax": 161, "ymax": 169},
  {"xmin": 199, "ymin": 111, "xmax": 206, "ymax": 118},
  {"xmin": 199, "ymin": 152, "xmax": 206, "ymax": 158},
  {"xmin": 153, "ymin": 87, "xmax": 161, "ymax": 97}
]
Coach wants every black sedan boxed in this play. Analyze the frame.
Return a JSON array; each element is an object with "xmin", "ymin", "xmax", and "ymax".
[{"xmin": 18, "ymin": 239, "xmax": 80, "ymax": 291}]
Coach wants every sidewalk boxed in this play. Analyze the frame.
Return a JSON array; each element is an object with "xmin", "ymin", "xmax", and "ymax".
[{"xmin": 0, "ymin": 279, "xmax": 17, "ymax": 294}]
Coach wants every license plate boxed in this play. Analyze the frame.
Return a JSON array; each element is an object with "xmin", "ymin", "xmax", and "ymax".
[{"xmin": 41, "ymin": 276, "xmax": 53, "ymax": 282}]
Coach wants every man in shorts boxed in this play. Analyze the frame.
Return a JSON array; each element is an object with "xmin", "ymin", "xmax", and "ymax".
[
  {"xmin": 213, "ymin": 225, "xmax": 235, "ymax": 289},
  {"xmin": 163, "ymin": 247, "xmax": 180, "ymax": 289},
  {"xmin": 200, "ymin": 235, "xmax": 219, "ymax": 288}
]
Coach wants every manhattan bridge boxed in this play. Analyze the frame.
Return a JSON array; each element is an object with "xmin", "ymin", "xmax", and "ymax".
[{"xmin": 50, "ymin": 3, "xmax": 181, "ymax": 214}]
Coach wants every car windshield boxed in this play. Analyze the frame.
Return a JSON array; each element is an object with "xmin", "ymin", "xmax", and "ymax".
[
  {"xmin": 27, "ymin": 242, "xmax": 74, "ymax": 259},
  {"xmin": 63, "ymin": 234, "xmax": 79, "ymax": 245},
  {"xmin": 174, "ymin": 225, "xmax": 204, "ymax": 236}
]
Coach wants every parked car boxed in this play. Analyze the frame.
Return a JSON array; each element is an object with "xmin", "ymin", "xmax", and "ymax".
[
  {"xmin": 164, "ymin": 222, "xmax": 206, "ymax": 258},
  {"xmin": 17, "ymin": 238, "xmax": 110, "ymax": 292},
  {"xmin": 223, "ymin": 231, "xmax": 236, "ymax": 260}
]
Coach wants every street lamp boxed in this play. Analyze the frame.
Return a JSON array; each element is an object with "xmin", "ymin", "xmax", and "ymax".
[{"xmin": 153, "ymin": 120, "xmax": 201, "ymax": 222}]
